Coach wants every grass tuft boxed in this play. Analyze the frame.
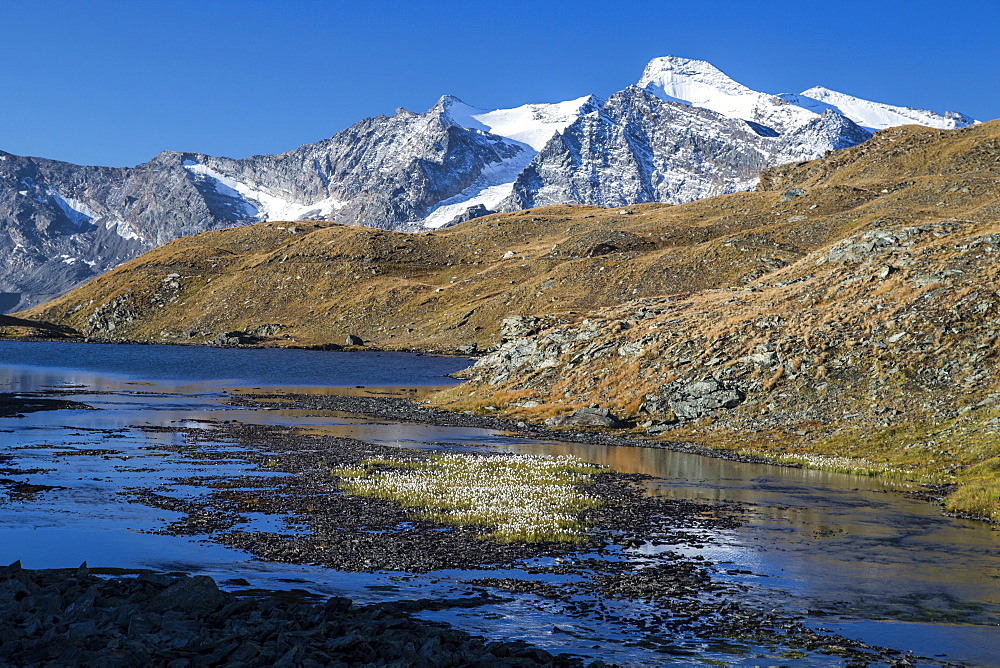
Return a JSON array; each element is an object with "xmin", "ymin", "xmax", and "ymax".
[{"xmin": 332, "ymin": 453, "xmax": 604, "ymax": 542}]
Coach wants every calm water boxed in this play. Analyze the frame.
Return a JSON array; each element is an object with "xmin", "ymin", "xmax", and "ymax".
[{"xmin": 0, "ymin": 340, "xmax": 997, "ymax": 665}]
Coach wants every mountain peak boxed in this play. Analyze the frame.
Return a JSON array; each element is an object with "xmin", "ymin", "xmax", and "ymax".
[
  {"xmin": 637, "ymin": 55, "xmax": 817, "ymax": 133},
  {"xmin": 638, "ymin": 56, "xmax": 754, "ymax": 102},
  {"xmin": 434, "ymin": 95, "xmax": 491, "ymax": 132},
  {"xmin": 433, "ymin": 94, "xmax": 472, "ymax": 112}
]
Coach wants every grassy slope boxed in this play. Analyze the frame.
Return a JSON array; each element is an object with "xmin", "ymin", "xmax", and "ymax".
[
  {"xmin": 21, "ymin": 121, "xmax": 1000, "ymax": 520},
  {"xmin": 22, "ymin": 192, "xmax": 864, "ymax": 350}
]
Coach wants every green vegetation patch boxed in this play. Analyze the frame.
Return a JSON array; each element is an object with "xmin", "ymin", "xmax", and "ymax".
[
  {"xmin": 332, "ymin": 453, "xmax": 604, "ymax": 542},
  {"xmin": 946, "ymin": 456, "xmax": 1000, "ymax": 522},
  {"xmin": 702, "ymin": 405, "xmax": 1000, "ymax": 522}
]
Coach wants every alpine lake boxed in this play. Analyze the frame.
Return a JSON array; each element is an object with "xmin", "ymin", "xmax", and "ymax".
[{"xmin": 0, "ymin": 340, "xmax": 996, "ymax": 666}]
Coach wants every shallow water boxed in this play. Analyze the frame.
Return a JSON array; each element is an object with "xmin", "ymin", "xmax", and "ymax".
[{"xmin": 0, "ymin": 340, "xmax": 997, "ymax": 665}]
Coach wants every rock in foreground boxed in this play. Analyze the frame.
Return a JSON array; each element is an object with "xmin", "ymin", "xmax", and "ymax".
[{"xmin": 0, "ymin": 562, "xmax": 588, "ymax": 666}]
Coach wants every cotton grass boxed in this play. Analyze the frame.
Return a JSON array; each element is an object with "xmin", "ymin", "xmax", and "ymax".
[{"xmin": 333, "ymin": 453, "xmax": 604, "ymax": 542}]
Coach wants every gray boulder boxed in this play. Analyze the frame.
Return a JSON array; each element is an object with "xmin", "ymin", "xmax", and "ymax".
[
  {"xmin": 213, "ymin": 330, "xmax": 258, "ymax": 346},
  {"xmin": 248, "ymin": 323, "xmax": 284, "ymax": 337},
  {"xmin": 346, "ymin": 334, "xmax": 364, "ymax": 346},
  {"xmin": 148, "ymin": 575, "xmax": 227, "ymax": 614},
  {"xmin": 500, "ymin": 316, "xmax": 541, "ymax": 341},
  {"xmin": 668, "ymin": 378, "xmax": 745, "ymax": 419},
  {"xmin": 545, "ymin": 406, "xmax": 626, "ymax": 428},
  {"xmin": 456, "ymin": 342, "xmax": 478, "ymax": 355}
]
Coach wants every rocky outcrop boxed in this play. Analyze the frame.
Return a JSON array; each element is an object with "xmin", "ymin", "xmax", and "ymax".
[
  {"xmin": 212, "ymin": 330, "xmax": 260, "ymax": 346},
  {"xmin": 545, "ymin": 406, "xmax": 627, "ymax": 428},
  {"xmin": 649, "ymin": 378, "xmax": 746, "ymax": 420}
]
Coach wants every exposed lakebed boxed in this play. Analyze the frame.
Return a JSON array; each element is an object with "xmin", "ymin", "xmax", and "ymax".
[{"xmin": 0, "ymin": 340, "xmax": 997, "ymax": 665}]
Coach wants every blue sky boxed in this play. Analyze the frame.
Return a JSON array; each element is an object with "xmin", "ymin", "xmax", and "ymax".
[{"xmin": 4, "ymin": 0, "xmax": 997, "ymax": 167}]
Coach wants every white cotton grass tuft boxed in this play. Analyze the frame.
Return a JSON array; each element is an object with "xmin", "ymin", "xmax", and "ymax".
[{"xmin": 333, "ymin": 453, "xmax": 604, "ymax": 542}]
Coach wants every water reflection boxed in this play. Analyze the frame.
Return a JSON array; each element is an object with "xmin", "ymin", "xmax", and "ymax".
[
  {"xmin": 498, "ymin": 440, "xmax": 1000, "ymax": 617},
  {"xmin": 0, "ymin": 340, "xmax": 998, "ymax": 664},
  {"xmin": 0, "ymin": 340, "xmax": 471, "ymax": 389}
]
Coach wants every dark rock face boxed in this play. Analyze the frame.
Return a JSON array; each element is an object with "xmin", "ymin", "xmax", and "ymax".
[{"xmin": 447, "ymin": 203, "xmax": 494, "ymax": 226}]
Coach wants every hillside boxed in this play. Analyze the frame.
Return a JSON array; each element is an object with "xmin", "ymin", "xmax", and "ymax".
[
  {"xmin": 433, "ymin": 121, "xmax": 1000, "ymax": 521},
  {"xmin": 22, "ymin": 120, "xmax": 1000, "ymax": 520}
]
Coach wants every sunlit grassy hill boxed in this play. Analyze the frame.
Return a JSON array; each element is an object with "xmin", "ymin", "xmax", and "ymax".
[{"xmin": 19, "ymin": 186, "xmax": 878, "ymax": 350}]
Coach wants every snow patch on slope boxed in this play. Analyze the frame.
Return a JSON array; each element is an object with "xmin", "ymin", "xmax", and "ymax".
[
  {"xmin": 46, "ymin": 191, "xmax": 96, "ymax": 229},
  {"xmin": 788, "ymin": 87, "xmax": 978, "ymax": 131},
  {"xmin": 106, "ymin": 217, "xmax": 140, "ymax": 241},
  {"xmin": 183, "ymin": 162, "xmax": 345, "ymax": 221},
  {"xmin": 443, "ymin": 95, "xmax": 599, "ymax": 151},
  {"xmin": 422, "ymin": 95, "xmax": 602, "ymax": 227},
  {"xmin": 422, "ymin": 149, "xmax": 537, "ymax": 228}
]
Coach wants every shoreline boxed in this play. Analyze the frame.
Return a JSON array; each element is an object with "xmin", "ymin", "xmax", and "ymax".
[
  {"xmin": 230, "ymin": 390, "xmax": 975, "ymax": 520},
  {"xmin": 0, "ymin": 327, "xmax": 981, "ymax": 525},
  {"xmin": 0, "ymin": 334, "xmax": 991, "ymax": 525},
  {"xmin": 0, "ymin": 360, "xmax": 976, "ymax": 662},
  {"xmin": 118, "ymin": 417, "xmax": 912, "ymax": 664}
]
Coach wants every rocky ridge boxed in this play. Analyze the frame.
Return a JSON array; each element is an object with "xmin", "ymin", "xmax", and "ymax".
[{"xmin": 1, "ymin": 56, "xmax": 976, "ymax": 311}]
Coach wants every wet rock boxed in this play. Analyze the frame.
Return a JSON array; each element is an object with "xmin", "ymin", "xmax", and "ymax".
[
  {"xmin": 148, "ymin": 575, "xmax": 227, "ymax": 613},
  {"xmin": 0, "ymin": 392, "xmax": 94, "ymax": 418},
  {"xmin": 0, "ymin": 565, "xmax": 583, "ymax": 666}
]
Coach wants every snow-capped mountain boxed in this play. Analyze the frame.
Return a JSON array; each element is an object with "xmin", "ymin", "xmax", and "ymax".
[
  {"xmin": 0, "ymin": 56, "xmax": 981, "ymax": 311},
  {"xmin": 779, "ymin": 86, "xmax": 976, "ymax": 131},
  {"xmin": 638, "ymin": 56, "xmax": 977, "ymax": 134},
  {"xmin": 637, "ymin": 56, "xmax": 820, "ymax": 134}
]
